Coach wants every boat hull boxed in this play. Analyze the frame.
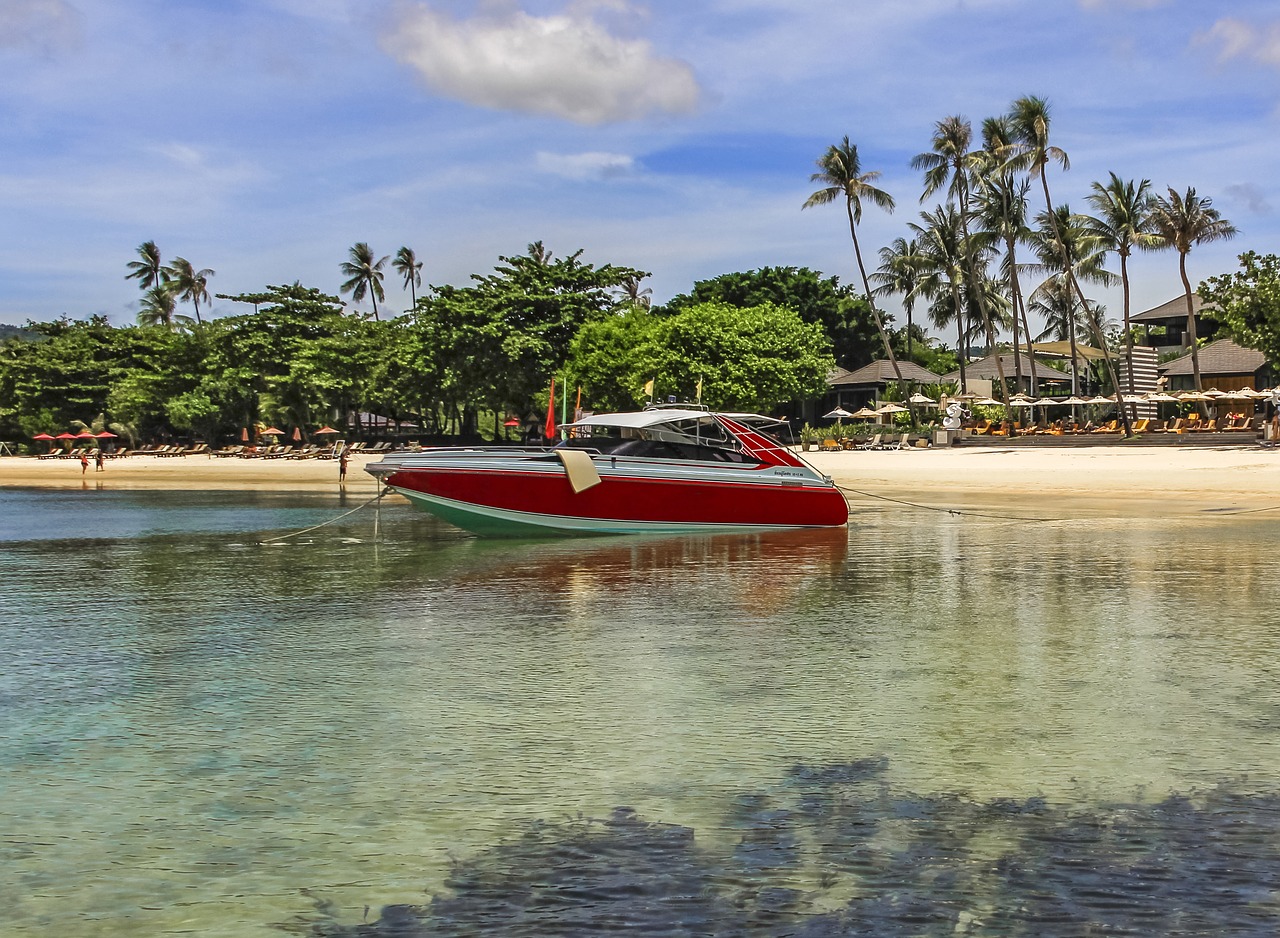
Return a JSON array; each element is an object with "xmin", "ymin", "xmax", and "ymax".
[{"xmin": 385, "ymin": 461, "xmax": 849, "ymax": 536}]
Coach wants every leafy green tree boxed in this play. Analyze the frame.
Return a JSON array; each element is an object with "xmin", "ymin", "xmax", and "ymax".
[
  {"xmin": 662, "ymin": 266, "xmax": 878, "ymax": 369},
  {"xmin": 340, "ymin": 242, "xmax": 389, "ymax": 320},
  {"xmin": 125, "ymin": 240, "xmax": 166, "ymax": 289},
  {"xmin": 910, "ymin": 204, "xmax": 971, "ymax": 390},
  {"xmin": 1200, "ymin": 252, "xmax": 1280, "ymax": 365},
  {"xmin": 166, "ymin": 257, "xmax": 214, "ymax": 324},
  {"xmin": 393, "ymin": 246, "xmax": 424, "ymax": 310},
  {"xmin": 803, "ymin": 136, "xmax": 908, "ymax": 402},
  {"xmin": 570, "ymin": 302, "xmax": 833, "ymax": 413},
  {"xmin": 1150, "ymin": 187, "xmax": 1239, "ymax": 392},
  {"xmin": 872, "ymin": 238, "xmax": 925, "ymax": 359}
]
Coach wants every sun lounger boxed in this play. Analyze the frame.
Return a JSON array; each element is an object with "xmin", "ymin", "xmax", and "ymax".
[
  {"xmin": 856, "ymin": 434, "xmax": 882, "ymax": 451},
  {"xmin": 885, "ymin": 432, "xmax": 911, "ymax": 451}
]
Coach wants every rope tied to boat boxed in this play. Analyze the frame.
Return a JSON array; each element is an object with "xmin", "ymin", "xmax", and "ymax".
[{"xmin": 257, "ymin": 488, "xmax": 388, "ymax": 544}]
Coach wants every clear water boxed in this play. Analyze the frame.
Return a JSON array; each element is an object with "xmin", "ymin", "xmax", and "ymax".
[{"xmin": 4, "ymin": 487, "xmax": 1280, "ymax": 936}]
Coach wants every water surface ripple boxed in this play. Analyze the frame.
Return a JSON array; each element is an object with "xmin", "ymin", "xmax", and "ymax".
[{"xmin": 3, "ymin": 487, "xmax": 1280, "ymax": 935}]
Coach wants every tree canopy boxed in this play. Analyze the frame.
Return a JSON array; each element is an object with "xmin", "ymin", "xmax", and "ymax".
[{"xmin": 1200, "ymin": 252, "xmax": 1280, "ymax": 365}]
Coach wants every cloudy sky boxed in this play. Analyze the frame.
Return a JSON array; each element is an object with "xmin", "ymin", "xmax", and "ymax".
[{"xmin": 1, "ymin": 0, "xmax": 1276, "ymax": 338}]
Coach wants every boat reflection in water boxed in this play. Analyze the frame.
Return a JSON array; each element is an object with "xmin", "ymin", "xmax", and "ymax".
[{"xmin": 433, "ymin": 526, "xmax": 850, "ymax": 616}]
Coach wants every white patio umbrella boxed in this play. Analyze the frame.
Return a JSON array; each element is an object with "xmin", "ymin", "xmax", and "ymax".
[
  {"xmin": 1202, "ymin": 389, "xmax": 1227, "ymax": 399},
  {"xmin": 851, "ymin": 407, "xmax": 879, "ymax": 419},
  {"xmin": 1061, "ymin": 395, "xmax": 1091, "ymax": 405},
  {"xmin": 908, "ymin": 392, "xmax": 937, "ymax": 405},
  {"xmin": 1085, "ymin": 395, "xmax": 1113, "ymax": 405},
  {"xmin": 973, "ymin": 397, "xmax": 1001, "ymax": 406},
  {"xmin": 1177, "ymin": 391, "xmax": 1210, "ymax": 402},
  {"xmin": 822, "ymin": 407, "xmax": 854, "ymax": 423},
  {"xmin": 876, "ymin": 402, "xmax": 909, "ymax": 414},
  {"xmin": 1145, "ymin": 392, "xmax": 1179, "ymax": 403}
]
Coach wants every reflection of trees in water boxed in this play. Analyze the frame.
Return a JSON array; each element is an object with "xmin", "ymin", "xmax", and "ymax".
[{"xmin": 280, "ymin": 757, "xmax": 1280, "ymax": 936}]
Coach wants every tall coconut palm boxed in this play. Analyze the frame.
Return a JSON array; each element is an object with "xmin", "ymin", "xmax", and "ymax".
[
  {"xmin": 909, "ymin": 205, "xmax": 970, "ymax": 391},
  {"xmin": 871, "ymin": 237, "xmax": 926, "ymax": 358},
  {"xmin": 125, "ymin": 240, "xmax": 166, "ymax": 290},
  {"xmin": 976, "ymin": 115, "xmax": 1037, "ymax": 391},
  {"xmin": 1027, "ymin": 205, "xmax": 1117, "ymax": 397},
  {"xmin": 912, "ymin": 115, "xmax": 1010, "ymax": 412},
  {"xmin": 803, "ymin": 136, "xmax": 908, "ymax": 410},
  {"xmin": 392, "ymin": 246, "xmax": 424, "ymax": 309},
  {"xmin": 1148, "ymin": 187, "xmax": 1238, "ymax": 392},
  {"xmin": 1084, "ymin": 173, "xmax": 1160, "ymax": 405},
  {"xmin": 340, "ymin": 242, "xmax": 389, "ymax": 320},
  {"xmin": 1006, "ymin": 95, "xmax": 1131, "ymax": 435},
  {"xmin": 165, "ymin": 257, "xmax": 214, "ymax": 324}
]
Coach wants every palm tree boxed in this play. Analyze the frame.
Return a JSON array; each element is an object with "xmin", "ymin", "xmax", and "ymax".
[
  {"xmin": 913, "ymin": 115, "xmax": 1011, "ymax": 414},
  {"xmin": 909, "ymin": 205, "xmax": 970, "ymax": 391},
  {"xmin": 393, "ymin": 246, "xmax": 424, "ymax": 309},
  {"xmin": 803, "ymin": 136, "xmax": 908, "ymax": 410},
  {"xmin": 871, "ymin": 237, "xmax": 925, "ymax": 358},
  {"xmin": 527, "ymin": 240, "xmax": 552, "ymax": 265},
  {"xmin": 165, "ymin": 257, "xmax": 214, "ymax": 324},
  {"xmin": 976, "ymin": 116, "xmax": 1037, "ymax": 391},
  {"xmin": 136, "ymin": 284, "xmax": 189, "ymax": 330},
  {"xmin": 1027, "ymin": 205, "xmax": 1117, "ymax": 397},
  {"xmin": 1006, "ymin": 95, "xmax": 1132, "ymax": 435},
  {"xmin": 1084, "ymin": 173, "xmax": 1160, "ymax": 405},
  {"xmin": 340, "ymin": 242, "xmax": 389, "ymax": 320},
  {"xmin": 618, "ymin": 274, "xmax": 653, "ymax": 310},
  {"xmin": 125, "ymin": 240, "xmax": 166, "ymax": 290},
  {"xmin": 1148, "ymin": 187, "xmax": 1238, "ymax": 392}
]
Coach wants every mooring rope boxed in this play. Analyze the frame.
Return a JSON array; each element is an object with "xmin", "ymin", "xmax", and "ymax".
[
  {"xmin": 835, "ymin": 484, "xmax": 1066, "ymax": 523},
  {"xmin": 257, "ymin": 489, "xmax": 386, "ymax": 545}
]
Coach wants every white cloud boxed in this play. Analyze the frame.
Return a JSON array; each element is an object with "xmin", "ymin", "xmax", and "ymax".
[
  {"xmin": 1198, "ymin": 18, "xmax": 1280, "ymax": 69},
  {"xmin": 535, "ymin": 150, "xmax": 636, "ymax": 179},
  {"xmin": 1225, "ymin": 182, "xmax": 1272, "ymax": 215},
  {"xmin": 381, "ymin": 2, "xmax": 701, "ymax": 124},
  {"xmin": 0, "ymin": 0, "xmax": 81, "ymax": 54}
]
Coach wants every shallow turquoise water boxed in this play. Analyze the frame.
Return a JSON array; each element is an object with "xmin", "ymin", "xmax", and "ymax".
[{"xmin": 4, "ymin": 487, "xmax": 1280, "ymax": 935}]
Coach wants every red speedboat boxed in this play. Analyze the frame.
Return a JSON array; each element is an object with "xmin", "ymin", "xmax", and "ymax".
[{"xmin": 365, "ymin": 406, "xmax": 849, "ymax": 536}]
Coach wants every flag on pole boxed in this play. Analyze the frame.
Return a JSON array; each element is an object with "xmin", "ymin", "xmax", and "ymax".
[
  {"xmin": 545, "ymin": 378, "xmax": 557, "ymax": 439},
  {"xmin": 643, "ymin": 379, "xmax": 654, "ymax": 399},
  {"xmin": 695, "ymin": 376, "xmax": 703, "ymax": 403},
  {"xmin": 574, "ymin": 386, "xmax": 583, "ymax": 422}
]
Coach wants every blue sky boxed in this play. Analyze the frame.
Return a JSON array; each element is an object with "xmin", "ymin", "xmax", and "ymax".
[{"xmin": 1, "ymin": 0, "xmax": 1277, "ymax": 341}]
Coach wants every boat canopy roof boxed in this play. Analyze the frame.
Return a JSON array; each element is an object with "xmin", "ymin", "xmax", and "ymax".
[{"xmin": 562, "ymin": 409, "xmax": 785, "ymax": 431}]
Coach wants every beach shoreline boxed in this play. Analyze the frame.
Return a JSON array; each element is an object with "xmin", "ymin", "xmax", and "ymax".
[{"xmin": 4, "ymin": 446, "xmax": 1278, "ymax": 513}]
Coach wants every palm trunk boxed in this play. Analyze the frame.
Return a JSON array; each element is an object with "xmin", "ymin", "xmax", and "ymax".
[
  {"xmin": 847, "ymin": 201, "xmax": 914, "ymax": 424},
  {"xmin": 1007, "ymin": 237, "xmax": 1038, "ymax": 395},
  {"xmin": 1039, "ymin": 172, "xmax": 1132, "ymax": 437},
  {"xmin": 951, "ymin": 280, "xmax": 967, "ymax": 393},
  {"xmin": 1120, "ymin": 250, "xmax": 1136, "ymax": 420},
  {"xmin": 957, "ymin": 181, "xmax": 1010, "ymax": 423},
  {"xmin": 1180, "ymin": 252, "xmax": 1203, "ymax": 392}
]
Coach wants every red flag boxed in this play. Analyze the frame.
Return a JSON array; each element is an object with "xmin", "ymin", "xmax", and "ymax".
[{"xmin": 545, "ymin": 378, "xmax": 557, "ymax": 439}]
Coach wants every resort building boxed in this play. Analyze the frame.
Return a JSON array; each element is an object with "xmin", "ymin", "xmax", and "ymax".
[
  {"xmin": 941, "ymin": 351, "xmax": 1069, "ymax": 397},
  {"xmin": 1131, "ymin": 295, "xmax": 1220, "ymax": 354},
  {"xmin": 1160, "ymin": 338, "xmax": 1273, "ymax": 393},
  {"xmin": 824, "ymin": 359, "xmax": 942, "ymax": 412}
]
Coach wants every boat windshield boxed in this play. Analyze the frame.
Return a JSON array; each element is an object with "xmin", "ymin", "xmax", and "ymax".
[{"xmin": 555, "ymin": 416, "xmax": 759, "ymax": 463}]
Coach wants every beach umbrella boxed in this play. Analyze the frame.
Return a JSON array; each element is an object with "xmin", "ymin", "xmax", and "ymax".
[
  {"xmin": 908, "ymin": 392, "xmax": 936, "ymax": 404},
  {"xmin": 851, "ymin": 407, "xmax": 879, "ymax": 419},
  {"xmin": 74, "ymin": 430, "xmax": 95, "ymax": 439},
  {"xmin": 32, "ymin": 433, "xmax": 54, "ymax": 441},
  {"xmin": 315, "ymin": 426, "xmax": 340, "ymax": 434},
  {"xmin": 1203, "ymin": 389, "xmax": 1226, "ymax": 399},
  {"xmin": 240, "ymin": 427, "xmax": 249, "ymax": 442},
  {"xmin": 1146, "ymin": 392, "xmax": 1179, "ymax": 403},
  {"xmin": 876, "ymin": 403, "xmax": 909, "ymax": 414},
  {"xmin": 94, "ymin": 431, "xmax": 117, "ymax": 438},
  {"xmin": 1061, "ymin": 396, "xmax": 1090, "ymax": 405},
  {"xmin": 55, "ymin": 432, "xmax": 76, "ymax": 440},
  {"xmin": 502, "ymin": 418, "xmax": 520, "ymax": 427},
  {"xmin": 292, "ymin": 426, "xmax": 302, "ymax": 442},
  {"xmin": 973, "ymin": 397, "xmax": 1001, "ymax": 406},
  {"xmin": 260, "ymin": 426, "xmax": 284, "ymax": 435},
  {"xmin": 822, "ymin": 407, "xmax": 854, "ymax": 420},
  {"xmin": 1085, "ymin": 396, "xmax": 1112, "ymax": 405},
  {"xmin": 1010, "ymin": 398, "xmax": 1036, "ymax": 407},
  {"xmin": 1177, "ymin": 392, "xmax": 1209, "ymax": 402}
]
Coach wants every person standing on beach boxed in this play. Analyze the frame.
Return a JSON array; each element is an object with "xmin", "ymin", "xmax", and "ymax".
[
  {"xmin": 79, "ymin": 452, "xmax": 89, "ymax": 475},
  {"xmin": 94, "ymin": 450, "xmax": 104, "ymax": 472},
  {"xmin": 339, "ymin": 446, "xmax": 350, "ymax": 485}
]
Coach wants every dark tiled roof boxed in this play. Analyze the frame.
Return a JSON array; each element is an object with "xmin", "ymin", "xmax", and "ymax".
[
  {"xmin": 1160, "ymin": 338, "xmax": 1267, "ymax": 376},
  {"xmin": 941, "ymin": 353, "xmax": 1070, "ymax": 383},
  {"xmin": 829, "ymin": 359, "xmax": 940, "ymax": 386},
  {"xmin": 1131, "ymin": 294, "xmax": 1216, "ymax": 324}
]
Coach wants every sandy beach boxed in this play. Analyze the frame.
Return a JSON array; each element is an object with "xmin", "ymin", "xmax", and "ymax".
[{"xmin": 4, "ymin": 445, "xmax": 1278, "ymax": 515}]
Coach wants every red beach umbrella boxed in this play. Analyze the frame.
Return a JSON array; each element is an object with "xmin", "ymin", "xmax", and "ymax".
[
  {"xmin": 260, "ymin": 426, "xmax": 284, "ymax": 436},
  {"xmin": 314, "ymin": 426, "xmax": 339, "ymax": 434},
  {"xmin": 32, "ymin": 433, "xmax": 54, "ymax": 441},
  {"xmin": 74, "ymin": 431, "xmax": 95, "ymax": 439},
  {"xmin": 55, "ymin": 432, "xmax": 76, "ymax": 440},
  {"xmin": 94, "ymin": 431, "xmax": 117, "ymax": 438},
  {"xmin": 240, "ymin": 427, "xmax": 249, "ymax": 442},
  {"xmin": 292, "ymin": 426, "xmax": 302, "ymax": 442},
  {"xmin": 503, "ymin": 418, "xmax": 520, "ymax": 427}
]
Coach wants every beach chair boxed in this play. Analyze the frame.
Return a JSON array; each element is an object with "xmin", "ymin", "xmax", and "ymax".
[
  {"xmin": 886, "ymin": 433, "xmax": 911, "ymax": 451},
  {"xmin": 1090, "ymin": 420, "xmax": 1118, "ymax": 434},
  {"xmin": 1131, "ymin": 419, "xmax": 1150, "ymax": 433},
  {"xmin": 856, "ymin": 434, "xmax": 882, "ymax": 451},
  {"xmin": 973, "ymin": 420, "xmax": 992, "ymax": 435},
  {"xmin": 820, "ymin": 438, "xmax": 840, "ymax": 452}
]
